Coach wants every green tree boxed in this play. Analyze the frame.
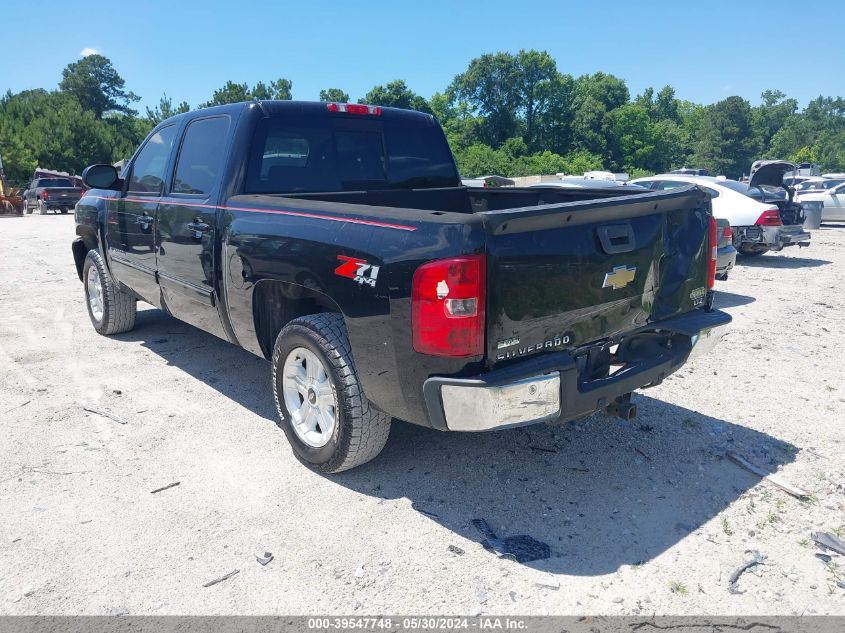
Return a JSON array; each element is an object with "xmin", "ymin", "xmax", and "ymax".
[
  {"xmin": 146, "ymin": 94, "xmax": 190, "ymax": 124},
  {"xmin": 512, "ymin": 50, "xmax": 558, "ymax": 150},
  {"xmin": 569, "ymin": 72, "xmax": 630, "ymax": 162},
  {"xmin": 605, "ymin": 103, "xmax": 657, "ymax": 171},
  {"xmin": 450, "ymin": 52, "xmax": 522, "ymax": 146},
  {"xmin": 688, "ymin": 96, "xmax": 760, "ymax": 177},
  {"xmin": 202, "ymin": 80, "xmax": 250, "ymax": 107},
  {"xmin": 201, "ymin": 78, "xmax": 292, "ymax": 107},
  {"xmin": 753, "ymin": 89, "xmax": 798, "ymax": 151},
  {"xmin": 360, "ymin": 80, "xmax": 431, "ymax": 113},
  {"xmin": 570, "ymin": 96, "xmax": 607, "ymax": 157},
  {"xmin": 59, "ymin": 54, "xmax": 139, "ymax": 118},
  {"xmin": 319, "ymin": 88, "xmax": 350, "ymax": 103},
  {"xmin": 533, "ymin": 72, "xmax": 575, "ymax": 155},
  {"xmin": 252, "ymin": 79, "xmax": 293, "ymax": 100}
]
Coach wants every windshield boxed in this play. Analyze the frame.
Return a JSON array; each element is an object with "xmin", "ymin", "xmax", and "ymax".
[
  {"xmin": 37, "ymin": 178, "xmax": 73, "ymax": 187},
  {"xmin": 246, "ymin": 114, "xmax": 459, "ymax": 194},
  {"xmin": 798, "ymin": 179, "xmax": 845, "ymax": 191}
]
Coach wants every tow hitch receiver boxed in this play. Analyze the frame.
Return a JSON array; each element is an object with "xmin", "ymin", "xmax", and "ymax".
[{"xmin": 605, "ymin": 393, "xmax": 637, "ymax": 420}]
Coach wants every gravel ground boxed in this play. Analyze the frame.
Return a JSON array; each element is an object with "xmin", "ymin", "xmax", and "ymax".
[{"xmin": 1, "ymin": 214, "xmax": 843, "ymax": 615}]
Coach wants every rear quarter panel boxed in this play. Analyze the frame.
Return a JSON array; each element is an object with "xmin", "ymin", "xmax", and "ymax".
[{"xmin": 221, "ymin": 196, "xmax": 486, "ymax": 425}]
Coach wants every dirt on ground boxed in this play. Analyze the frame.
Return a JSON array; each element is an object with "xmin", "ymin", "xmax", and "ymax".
[{"xmin": 1, "ymin": 214, "xmax": 843, "ymax": 615}]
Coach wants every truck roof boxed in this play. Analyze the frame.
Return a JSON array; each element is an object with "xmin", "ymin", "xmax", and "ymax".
[{"xmin": 169, "ymin": 100, "xmax": 435, "ymax": 125}]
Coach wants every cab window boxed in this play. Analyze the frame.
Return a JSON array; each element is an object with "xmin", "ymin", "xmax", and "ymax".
[
  {"xmin": 128, "ymin": 126, "xmax": 178, "ymax": 194},
  {"xmin": 171, "ymin": 117, "xmax": 230, "ymax": 195}
]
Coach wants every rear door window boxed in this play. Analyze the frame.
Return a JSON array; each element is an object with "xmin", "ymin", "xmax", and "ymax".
[
  {"xmin": 246, "ymin": 114, "xmax": 458, "ymax": 194},
  {"xmin": 171, "ymin": 116, "xmax": 230, "ymax": 195}
]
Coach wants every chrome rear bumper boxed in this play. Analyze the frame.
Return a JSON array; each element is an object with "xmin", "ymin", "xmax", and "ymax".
[
  {"xmin": 423, "ymin": 309, "xmax": 732, "ymax": 432},
  {"xmin": 440, "ymin": 373, "xmax": 561, "ymax": 431}
]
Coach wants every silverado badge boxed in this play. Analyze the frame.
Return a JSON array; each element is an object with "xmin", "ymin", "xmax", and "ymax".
[{"xmin": 602, "ymin": 265, "xmax": 637, "ymax": 290}]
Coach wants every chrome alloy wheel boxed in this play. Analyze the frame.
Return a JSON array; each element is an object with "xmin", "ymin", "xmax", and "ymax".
[
  {"xmin": 87, "ymin": 266, "xmax": 104, "ymax": 322},
  {"xmin": 282, "ymin": 347, "xmax": 338, "ymax": 448}
]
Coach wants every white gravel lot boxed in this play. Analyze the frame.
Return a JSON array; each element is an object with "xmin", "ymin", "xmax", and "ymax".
[{"xmin": 1, "ymin": 214, "xmax": 843, "ymax": 615}]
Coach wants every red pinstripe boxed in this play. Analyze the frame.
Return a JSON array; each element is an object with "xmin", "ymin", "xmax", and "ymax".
[{"xmin": 80, "ymin": 195, "xmax": 417, "ymax": 232}]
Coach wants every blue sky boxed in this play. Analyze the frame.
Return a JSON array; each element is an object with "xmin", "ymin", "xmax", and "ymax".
[{"xmin": 3, "ymin": 0, "xmax": 843, "ymax": 113}]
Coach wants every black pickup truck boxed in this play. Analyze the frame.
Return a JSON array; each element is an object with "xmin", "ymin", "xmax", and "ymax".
[
  {"xmin": 73, "ymin": 100, "xmax": 730, "ymax": 472},
  {"xmin": 24, "ymin": 177, "xmax": 83, "ymax": 214}
]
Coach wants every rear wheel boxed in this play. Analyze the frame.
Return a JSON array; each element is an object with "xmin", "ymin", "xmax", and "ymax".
[
  {"xmin": 271, "ymin": 313, "xmax": 390, "ymax": 473},
  {"xmin": 60, "ymin": 207, "xmax": 68, "ymax": 214},
  {"xmin": 83, "ymin": 250, "xmax": 137, "ymax": 335}
]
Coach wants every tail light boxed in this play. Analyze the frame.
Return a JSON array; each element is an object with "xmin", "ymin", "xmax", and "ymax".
[
  {"xmin": 707, "ymin": 216, "xmax": 717, "ymax": 289},
  {"xmin": 42, "ymin": 190, "xmax": 48, "ymax": 200},
  {"xmin": 755, "ymin": 208, "xmax": 782, "ymax": 226},
  {"xmin": 327, "ymin": 102, "xmax": 382, "ymax": 116},
  {"xmin": 412, "ymin": 254, "xmax": 486, "ymax": 357},
  {"xmin": 722, "ymin": 225, "xmax": 733, "ymax": 241}
]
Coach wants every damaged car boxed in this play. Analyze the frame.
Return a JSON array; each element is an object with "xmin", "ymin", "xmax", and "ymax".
[{"xmin": 632, "ymin": 164, "xmax": 811, "ymax": 257}]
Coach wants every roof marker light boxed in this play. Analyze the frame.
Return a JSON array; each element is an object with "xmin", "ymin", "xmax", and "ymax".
[{"xmin": 327, "ymin": 102, "xmax": 382, "ymax": 116}]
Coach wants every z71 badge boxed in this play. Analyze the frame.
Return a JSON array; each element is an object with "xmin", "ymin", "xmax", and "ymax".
[{"xmin": 335, "ymin": 255, "xmax": 380, "ymax": 288}]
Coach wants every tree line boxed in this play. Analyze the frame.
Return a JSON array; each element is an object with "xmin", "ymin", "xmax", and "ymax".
[{"xmin": 2, "ymin": 51, "xmax": 843, "ymax": 188}]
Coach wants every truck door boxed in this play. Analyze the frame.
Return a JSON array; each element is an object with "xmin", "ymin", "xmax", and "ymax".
[
  {"xmin": 156, "ymin": 115, "xmax": 230, "ymax": 339},
  {"xmin": 106, "ymin": 125, "xmax": 178, "ymax": 303}
]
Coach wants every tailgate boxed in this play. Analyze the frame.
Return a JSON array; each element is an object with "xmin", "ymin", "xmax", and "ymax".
[
  {"xmin": 481, "ymin": 186, "xmax": 712, "ymax": 366},
  {"xmin": 45, "ymin": 188, "xmax": 81, "ymax": 201}
]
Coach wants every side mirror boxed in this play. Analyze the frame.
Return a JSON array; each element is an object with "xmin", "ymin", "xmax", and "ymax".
[{"xmin": 82, "ymin": 164, "xmax": 121, "ymax": 190}]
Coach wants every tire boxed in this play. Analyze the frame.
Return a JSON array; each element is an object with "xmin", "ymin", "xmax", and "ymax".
[
  {"xmin": 737, "ymin": 246, "xmax": 768, "ymax": 257},
  {"xmin": 271, "ymin": 313, "xmax": 391, "ymax": 473},
  {"xmin": 82, "ymin": 250, "xmax": 137, "ymax": 335},
  {"xmin": 37, "ymin": 200, "xmax": 47, "ymax": 215},
  {"xmin": 60, "ymin": 207, "xmax": 68, "ymax": 214}
]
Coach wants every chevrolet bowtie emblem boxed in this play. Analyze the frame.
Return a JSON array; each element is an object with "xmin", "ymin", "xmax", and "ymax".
[{"xmin": 602, "ymin": 265, "xmax": 637, "ymax": 290}]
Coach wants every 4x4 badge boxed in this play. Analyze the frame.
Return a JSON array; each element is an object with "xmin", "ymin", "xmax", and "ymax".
[
  {"xmin": 602, "ymin": 265, "xmax": 637, "ymax": 290},
  {"xmin": 335, "ymin": 255, "xmax": 380, "ymax": 288}
]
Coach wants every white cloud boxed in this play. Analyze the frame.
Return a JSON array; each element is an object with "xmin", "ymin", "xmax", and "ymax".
[{"xmin": 79, "ymin": 47, "xmax": 100, "ymax": 57}]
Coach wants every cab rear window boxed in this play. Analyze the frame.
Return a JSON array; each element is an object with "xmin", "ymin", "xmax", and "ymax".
[
  {"xmin": 245, "ymin": 114, "xmax": 458, "ymax": 194},
  {"xmin": 37, "ymin": 178, "xmax": 73, "ymax": 187}
]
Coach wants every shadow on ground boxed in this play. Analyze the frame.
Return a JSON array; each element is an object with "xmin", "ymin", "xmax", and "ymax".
[
  {"xmin": 736, "ymin": 254, "xmax": 830, "ymax": 269},
  {"xmin": 714, "ymin": 291, "xmax": 756, "ymax": 309},
  {"xmin": 116, "ymin": 306, "xmax": 796, "ymax": 577},
  {"xmin": 114, "ymin": 307, "xmax": 277, "ymax": 422}
]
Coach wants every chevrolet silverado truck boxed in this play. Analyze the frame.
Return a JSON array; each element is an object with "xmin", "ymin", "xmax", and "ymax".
[
  {"xmin": 73, "ymin": 101, "xmax": 730, "ymax": 473},
  {"xmin": 24, "ymin": 177, "xmax": 83, "ymax": 214}
]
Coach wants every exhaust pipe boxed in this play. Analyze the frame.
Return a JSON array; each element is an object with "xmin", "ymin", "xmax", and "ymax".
[{"xmin": 605, "ymin": 394, "xmax": 637, "ymax": 420}]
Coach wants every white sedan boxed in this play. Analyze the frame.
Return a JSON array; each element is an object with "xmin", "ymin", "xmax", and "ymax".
[
  {"xmin": 630, "ymin": 172, "xmax": 811, "ymax": 256},
  {"xmin": 796, "ymin": 181, "xmax": 845, "ymax": 222}
]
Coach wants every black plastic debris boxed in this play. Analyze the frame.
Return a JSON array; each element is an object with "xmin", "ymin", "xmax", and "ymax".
[
  {"xmin": 471, "ymin": 518, "xmax": 550, "ymax": 563},
  {"xmin": 728, "ymin": 550, "xmax": 766, "ymax": 594},
  {"xmin": 447, "ymin": 545, "xmax": 464, "ymax": 556},
  {"xmin": 812, "ymin": 531, "xmax": 845, "ymax": 556},
  {"xmin": 256, "ymin": 552, "xmax": 273, "ymax": 566}
]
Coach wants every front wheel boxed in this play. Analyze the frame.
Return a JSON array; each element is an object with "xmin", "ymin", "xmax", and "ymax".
[
  {"xmin": 83, "ymin": 250, "xmax": 137, "ymax": 335},
  {"xmin": 271, "ymin": 313, "xmax": 391, "ymax": 473}
]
